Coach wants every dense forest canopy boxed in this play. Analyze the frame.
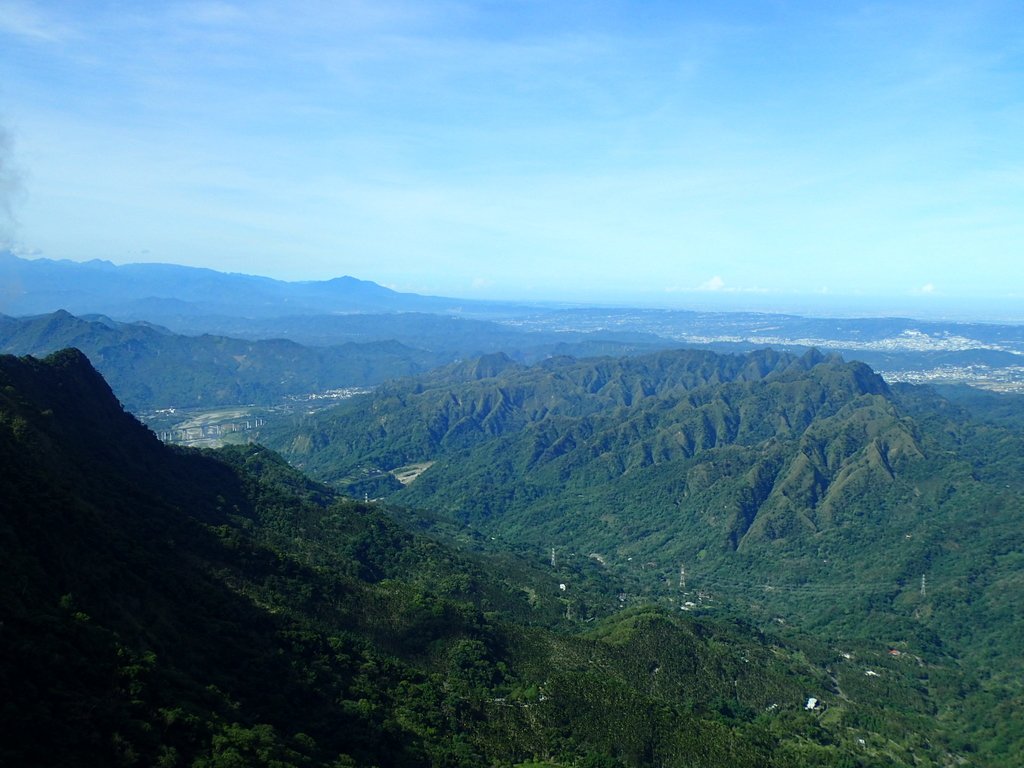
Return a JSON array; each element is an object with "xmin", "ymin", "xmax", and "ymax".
[
  {"xmin": 265, "ymin": 346, "xmax": 1024, "ymax": 761},
  {"xmin": 2, "ymin": 347, "xmax": 1023, "ymax": 765}
]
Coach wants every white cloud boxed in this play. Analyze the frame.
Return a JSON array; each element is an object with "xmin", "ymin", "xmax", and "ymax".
[
  {"xmin": 917, "ymin": 282, "xmax": 937, "ymax": 294},
  {"xmin": 698, "ymin": 275, "xmax": 726, "ymax": 291}
]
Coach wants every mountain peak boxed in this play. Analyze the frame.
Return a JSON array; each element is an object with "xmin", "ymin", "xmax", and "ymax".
[{"xmin": 0, "ymin": 348, "xmax": 158, "ymax": 465}]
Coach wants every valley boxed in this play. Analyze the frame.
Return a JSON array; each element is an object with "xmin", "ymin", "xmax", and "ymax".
[
  {"xmin": 257, "ymin": 345, "xmax": 1024, "ymax": 761},
  {"xmin": 143, "ymin": 387, "xmax": 370, "ymax": 448}
]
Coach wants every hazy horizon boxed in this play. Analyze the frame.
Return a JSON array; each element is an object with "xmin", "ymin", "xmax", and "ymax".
[
  {"xmin": 6, "ymin": 248, "xmax": 1023, "ymax": 324},
  {"xmin": 2, "ymin": 1, "xmax": 1022, "ymax": 316}
]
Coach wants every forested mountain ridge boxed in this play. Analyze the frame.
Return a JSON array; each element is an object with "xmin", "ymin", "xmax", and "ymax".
[
  {"xmin": 0, "ymin": 310, "xmax": 446, "ymax": 410},
  {"xmin": 0, "ymin": 311, "xmax": 678, "ymax": 414},
  {"xmin": 266, "ymin": 346, "xmax": 1024, "ymax": 760},
  {"xmin": 3, "ymin": 349, "xmax": 963, "ymax": 766},
  {"xmin": 265, "ymin": 347, "xmax": 943, "ymax": 564},
  {"xmin": 269, "ymin": 347, "xmax": 903, "ymax": 514},
  {"xmin": 265, "ymin": 346, "xmax": 1018, "ymax": 591}
]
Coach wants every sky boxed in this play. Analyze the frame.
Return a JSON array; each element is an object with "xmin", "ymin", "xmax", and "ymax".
[{"xmin": 1, "ymin": 1, "xmax": 1022, "ymax": 316}]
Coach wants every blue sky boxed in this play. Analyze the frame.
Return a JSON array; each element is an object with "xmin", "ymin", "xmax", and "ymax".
[{"xmin": 1, "ymin": 1, "xmax": 1022, "ymax": 315}]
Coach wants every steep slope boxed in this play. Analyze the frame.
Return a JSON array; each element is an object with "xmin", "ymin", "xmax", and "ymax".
[
  {"xmin": 269, "ymin": 347, "xmax": 900, "ymax": 526},
  {"xmin": 266, "ymin": 347, "xmax": 1021, "ymax": 599},
  {"xmin": 266, "ymin": 348, "xmax": 939, "ymax": 571},
  {"xmin": 2, "ymin": 350, "xmax": 957, "ymax": 766}
]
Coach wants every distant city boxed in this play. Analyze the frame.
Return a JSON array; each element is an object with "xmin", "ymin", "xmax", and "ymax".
[{"xmin": 501, "ymin": 308, "xmax": 1024, "ymax": 393}]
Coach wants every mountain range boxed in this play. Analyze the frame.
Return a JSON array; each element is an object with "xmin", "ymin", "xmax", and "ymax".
[
  {"xmin": 3, "ymin": 249, "xmax": 1024, "ymax": 765},
  {"xmin": 1, "ymin": 348, "xmax": 969, "ymax": 767},
  {"xmin": 0, "ymin": 310, "xmax": 677, "ymax": 414},
  {"xmin": 6, "ymin": 251, "xmax": 1024, "ymax": 355},
  {"xmin": 0, "ymin": 251, "xmax": 489, "ymax": 319},
  {"xmin": 262, "ymin": 346, "xmax": 1024, "ymax": 761},
  {"xmin": 0, "ymin": 310, "xmax": 446, "ymax": 411}
]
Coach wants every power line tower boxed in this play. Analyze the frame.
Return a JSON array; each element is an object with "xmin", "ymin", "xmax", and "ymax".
[
  {"xmin": 679, "ymin": 563, "xmax": 686, "ymax": 591},
  {"xmin": 921, "ymin": 574, "xmax": 926, "ymax": 598},
  {"xmin": 550, "ymin": 547, "xmax": 556, "ymax": 569}
]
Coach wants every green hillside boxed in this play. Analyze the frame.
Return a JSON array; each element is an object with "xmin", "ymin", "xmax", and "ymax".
[
  {"xmin": 265, "ymin": 347, "xmax": 1024, "ymax": 760},
  {"xmin": 3, "ymin": 349, "xmax": 973, "ymax": 766}
]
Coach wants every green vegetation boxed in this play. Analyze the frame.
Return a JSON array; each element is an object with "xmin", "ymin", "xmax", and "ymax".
[
  {"xmin": 0, "ymin": 310, "xmax": 444, "ymax": 411},
  {"xmin": 0, "ymin": 349, "xmax": 980, "ymax": 766},
  {"xmin": 265, "ymin": 346, "xmax": 1024, "ymax": 762}
]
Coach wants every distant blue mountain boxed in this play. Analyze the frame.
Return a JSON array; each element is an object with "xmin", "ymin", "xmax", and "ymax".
[{"xmin": 0, "ymin": 251, "xmax": 479, "ymax": 318}]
